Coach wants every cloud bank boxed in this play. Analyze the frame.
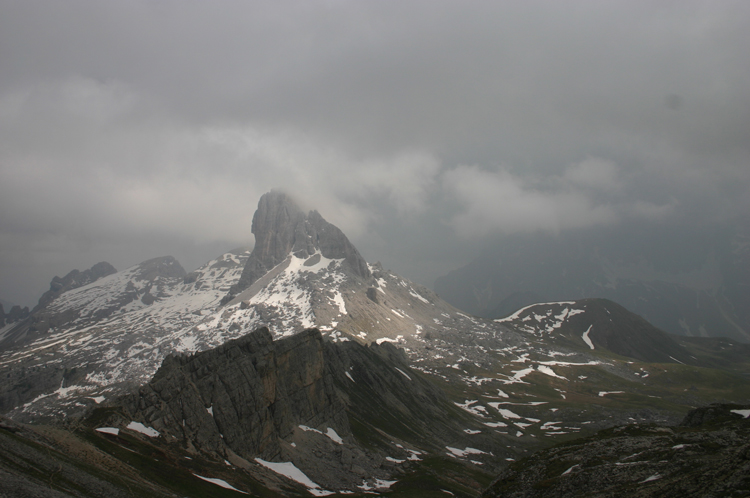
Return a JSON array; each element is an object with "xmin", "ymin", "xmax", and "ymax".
[{"xmin": 1, "ymin": 1, "xmax": 749, "ymax": 305}]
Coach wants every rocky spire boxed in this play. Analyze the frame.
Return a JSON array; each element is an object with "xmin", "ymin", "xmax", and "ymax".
[{"xmin": 226, "ymin": 191, "xmax": 370, "ymax": 300}]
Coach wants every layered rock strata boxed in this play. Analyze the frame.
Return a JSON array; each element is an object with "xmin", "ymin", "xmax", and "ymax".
[{"xmin": 124, "ymin": 327, "xmax": 349, "ymax": 459}]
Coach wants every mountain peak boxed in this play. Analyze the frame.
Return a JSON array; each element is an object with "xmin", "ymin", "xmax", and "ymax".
[
  {"xmin": 35, "ymin": 261, "xmax": 117, "ymax": 311},
  {"xmin": 227, "ymin": 191, "xmax": 370, "ymax": 299}
]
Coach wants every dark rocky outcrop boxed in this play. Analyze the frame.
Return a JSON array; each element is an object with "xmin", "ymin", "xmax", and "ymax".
[
  {"xmin": 679, "ymin": 403, "xmax": 750, "ymax": 428},
  {"xmin": 117, "ymin": 327, "xmax": 393, "ymax": 490},
  {"xmin": 226, "ymin": 191, "xmax": 370, "ymax": 301},
  {"xmin": 110, "ymin": 326, "xmax": 498, "ymax": 491},
  {"xmin": 0, "ymin": 257, "xmax": 185, "ymax": 360},
  {"xmin": 2, "ymin": 304, "xmax": 29, "ymax": 325},
  {"xmin": 482, "ymin": 404, "xmax": 750, "ymax": 498},
  {"xmin": 123, "ymin": 327, "xmax": 349, "ymax": 460},
  {"xmin": 34, "ymin": 261, "xmax": 117, "ymax": 312}
]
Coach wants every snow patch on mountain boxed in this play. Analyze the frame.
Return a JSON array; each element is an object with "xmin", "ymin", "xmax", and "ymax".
[
  {"xmin": 0, "ymin": 250, "xmax": 252, "ymax": 417},
  {"xmin": 582, "ymin": 325, "xmax": 595, "ymax": 349}
]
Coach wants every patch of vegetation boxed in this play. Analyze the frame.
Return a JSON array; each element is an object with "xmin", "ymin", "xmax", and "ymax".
[
  {"xmin": 382, "ymin": 456, "xmax": 493, "ymax": 498},
  {"xmin": 77, "ymin": 428, "xmax": 291, "ymax": 497},
  {"xmin": 0, "ymin": 426, "xmax": 170, "ymax": 497},
  {"xmin": 81, "ymin": 406, "xmax": 129, "ymax": 428}
]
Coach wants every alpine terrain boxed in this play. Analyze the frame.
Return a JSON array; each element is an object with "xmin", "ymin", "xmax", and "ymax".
[
  {"xmin": 1, "ymin": 190, "xmax": 749, "ymax": 497},
  {"xmin": 434, "ymin": 224, "xmax": 750, "ymax": 344}
]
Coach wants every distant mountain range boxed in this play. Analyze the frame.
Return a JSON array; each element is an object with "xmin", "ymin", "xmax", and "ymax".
[
  {"xmin": 1, "ymin": 191, "xmax": 749, "ymax": 496},
  {"xmin": 435, "ymin": 222, "xmax": 750, "ymax": 343}
]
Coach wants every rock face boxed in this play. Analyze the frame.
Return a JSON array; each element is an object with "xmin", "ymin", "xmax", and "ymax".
[
  {"xmin": 124, "ymin": 327, "xmax": 349, "ymax": 461},
  {"xmin": 120, "ymin": 327, "xmax": 413, "ymax": 491},
  {"xmin": 115, "ymin": 326, "xmax": 499, "ymax": 492},
  {"xmin": 227, "ymin": 190, "xmax": 370, "ymax": 300},
  {"xmin": 481, "ymin": 404, "xmax": 750, "ymax": 498},
  {"xmin": 35, "ymin": 261, "xmax": 117, "ymax": 311},
  {"xmin": 0, "ymin": 257, "xmax": 181, "ymax": 352}
]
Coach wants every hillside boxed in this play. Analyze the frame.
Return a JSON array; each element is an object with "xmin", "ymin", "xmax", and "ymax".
[
  {"xmin": 434, "ymin": 225, "xmax": 750, "ymax": 343},
  {"xmin": 482, "ymin": 404, "xmax": 750, "ymax": 497}
]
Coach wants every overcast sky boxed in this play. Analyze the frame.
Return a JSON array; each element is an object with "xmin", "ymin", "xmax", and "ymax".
[{"xmin": 1, "ymin": 1, "xmax": 749, "ymax": 307}]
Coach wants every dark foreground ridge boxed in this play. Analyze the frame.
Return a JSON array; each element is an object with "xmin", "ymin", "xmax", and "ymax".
[
  {"xmin": 116, "ymin": 326, "xmax": 505, "ymax": 492},
  {"xmin": 0, "ymin": 327, "xmax": 500, "ymax": 496},
  {"xmin": 481, "ymin": 403, "xmax": 750, "ymax": 498},
  {"xmin": 1, "ymin": 323, "xmax": 750, "ymax": 496}
]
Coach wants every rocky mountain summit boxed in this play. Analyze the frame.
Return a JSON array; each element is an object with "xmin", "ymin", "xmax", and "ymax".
[
  {"xmin": 36, "ymin": 261, "xmax": 118, "ymax": 311},
  {"xmin": 226, "ymin": 190, "xmax": 370, "ymax": 301},
  {"xmin": 0, "ymin": 250, "xmax": 250, "ymax": 419},
  {"xmin": 0, "ymin": 191, "xmax": 463, "ymax": 423},
  {"xmin": 0, "ymin": 302, "xmax": 29, "ymax": 328},
  {"xmin": 0, "ymin": 191, "xmax": 473, "ymax": 421}
]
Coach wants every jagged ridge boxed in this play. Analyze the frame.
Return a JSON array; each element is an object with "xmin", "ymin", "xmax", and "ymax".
[{"xmin": 226, "ymin": 190, "xmax": 370, "ymax": 301}]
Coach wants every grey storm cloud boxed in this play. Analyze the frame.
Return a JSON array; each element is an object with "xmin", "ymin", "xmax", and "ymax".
[{"xmin": 1, "ymin": 0, "xmax": 749, "ymax": 306}]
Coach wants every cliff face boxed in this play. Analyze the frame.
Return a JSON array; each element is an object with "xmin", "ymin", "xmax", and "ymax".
[
  {"xmin": 117, "ymin": 326, "xmax": 500, "ymax": 492},
  {"xmin": 124, "ymin": 327, "xmax": 349, "ymax": 461},
  {"xmin": 228, "ymin": 191, "xmax": 370, "ymax": 299}
]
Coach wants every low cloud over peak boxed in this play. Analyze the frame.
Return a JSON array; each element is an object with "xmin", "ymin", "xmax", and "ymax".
[{"xmin": 1, "ymin": 1, "xmax": 749, "ymax": 305}]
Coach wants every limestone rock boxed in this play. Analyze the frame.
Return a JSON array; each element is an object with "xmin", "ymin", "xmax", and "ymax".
[
  {"xmin": 124, "ymin": 327, "xmax": 349, "ymax": 461},
  {"xmin": 35, "ymin": 261, "xmax": 117, "ymax": 311},
  {"xmin": 227, "ymin": 191, "xmax": 370, "ymax": 300},
  {"xmin": 0, "ymin": 258, "xmax": 185, "ymax": 354},
  {"xmin": 3, "ymin": 305, "xmax": 29, "ymax": 324}
]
